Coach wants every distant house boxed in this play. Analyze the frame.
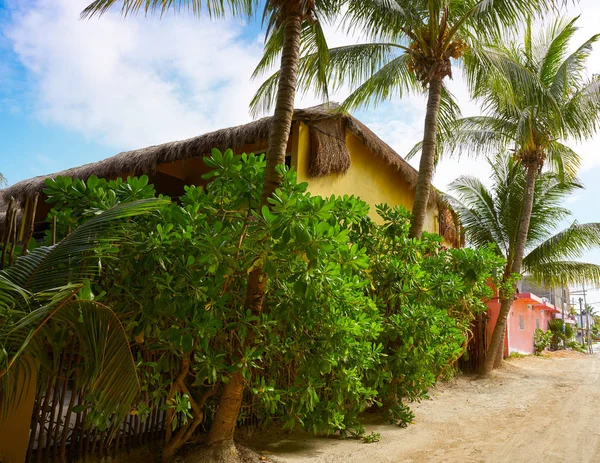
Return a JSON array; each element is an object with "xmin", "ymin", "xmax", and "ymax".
[
  {"xmin": 0, "ymin": 105, "xmax": 460, "ymax": 247},
  {"xmin": 485, "ymin": 279, "xmax": 572, "ymax": 356}
]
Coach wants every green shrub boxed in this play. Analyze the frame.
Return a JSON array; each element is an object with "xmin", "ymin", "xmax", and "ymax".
[
  {"xmin": 43, "ymin": 150, "xmax": 503, "ymax": 438},
  {"xmin": 548, "ymin": 319, "xmax": 575, "ymax": 350},
  {"xmin": 566, "ymin": 340, "xmax": 586, "ymax": 353},
  {"xmin": 363, "ymin": 432, "xmax": 381, "ymax": 443},
  {"xmin": 534, "ymin": 328, "xmax": 552, "ymax": 354},
  {"xmin": 351, "ymin": 204, "xmax": 501, "ymax": 424}
]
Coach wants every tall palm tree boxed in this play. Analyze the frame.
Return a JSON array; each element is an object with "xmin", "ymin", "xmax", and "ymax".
[
  {"xmin": 0, "ymin": 200, "xmax": 164, "ymax": 428},
  {"xmin": 82, "ymin": 1, "xmax": 343, "ymax": 457},
  {"xmin": 449, "ymin": 155, "xmax": 600, "ymax": 372},
  {"xmin": 252, "ymin": 0, "xmax": 562, "ymax": 238},
  {"xmin": 450, "ymin": 154, "xmax": 600, "ymax": 284},
  {"xmin": 437, "ymin": 17, "xmax": 600, "ymax": 374}
]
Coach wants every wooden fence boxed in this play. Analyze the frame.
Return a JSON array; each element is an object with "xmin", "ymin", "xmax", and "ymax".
[
  {"xmin": 26, "ymin": 344, "xmax": 170, "ymax": 462},
  {"xmin": 0, "ymin": 194, "xmax": 40, "ymax": 270},
  {"xmin": 25, "ymin": 343, "xmax": 263, "ymax": 462},
  {"xmin": 459, "ymin": 312, "xmax": 489, "ymax": 373}
]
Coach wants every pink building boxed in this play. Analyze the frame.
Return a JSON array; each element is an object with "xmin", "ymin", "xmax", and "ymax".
[
  {"xmin": 486, "ymin": 292, "xmax": 560, "ymax": 356},
  {"xmin": 505, "ymin": 293, "xmax": 559, "ymax": 354}
]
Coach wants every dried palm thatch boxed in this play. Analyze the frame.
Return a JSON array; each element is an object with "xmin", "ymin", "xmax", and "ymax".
[
  {"xmin": 439, "ymin": 207, "xmax": 461, "ymax": 246},
  {"xmin": 1, "ymin": 104, "xmax": 436, "ymax": 207},
  {"xmin": 308, "ymin": 117, "xmax": 350, "ymax": 177},
  {"xmin": 0, "ymin": 198, "xmax": 14, "ymax": 228}
]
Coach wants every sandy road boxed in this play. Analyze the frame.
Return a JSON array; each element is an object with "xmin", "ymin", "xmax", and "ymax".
[{"xmin": 248, "ymin": 351, "xmax": 600, "ymax": 463}]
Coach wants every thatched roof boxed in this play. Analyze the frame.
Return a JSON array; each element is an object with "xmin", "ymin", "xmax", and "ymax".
[
  {"xmin": 1, "ymin": 104, "xmax": 434, "ymax": 206},
  {"xmin": 0, "ymin": 199, "xmax": 7, "ymax": 227}
]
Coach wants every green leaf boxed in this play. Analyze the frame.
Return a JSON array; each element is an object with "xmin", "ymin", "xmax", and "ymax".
[{"xmin": 181, "ymin": 334, "xmax": 194, "ymax": 354}]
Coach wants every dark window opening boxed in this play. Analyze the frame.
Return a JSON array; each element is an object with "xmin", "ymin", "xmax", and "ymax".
[{"xmin": 33, "ymin": 221, "xmax": 50, "ymax": 243}]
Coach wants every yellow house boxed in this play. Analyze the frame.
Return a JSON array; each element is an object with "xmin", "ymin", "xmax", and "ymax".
[
  {"xmin": 0, "ymin": 104, "xmax": 461, "ymax": 462},
  {"xmin": 1, "ymin": 104, "xmax": 459, "ymax": 247}
]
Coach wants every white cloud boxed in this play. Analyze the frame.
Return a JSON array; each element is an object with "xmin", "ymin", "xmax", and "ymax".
[
  {"xmin": 3, "ymin": 0, "xmax": 361, "ymax": 150},
  {"xmin": 5, "ymin": 0, "xmax": 600, "ymax": 192},
  {"xmin": 6, "ymin": 0, "xmax": 267, "ymax": 149}
]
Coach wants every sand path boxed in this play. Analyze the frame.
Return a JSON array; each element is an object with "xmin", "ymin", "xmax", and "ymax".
[{"xmin": 246, "ymin": 351, "xmax": 600, "ymax": 463}]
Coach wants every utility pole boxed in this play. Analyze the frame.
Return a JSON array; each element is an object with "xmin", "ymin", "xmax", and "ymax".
[
  {"xmin": 572, "ymin": 284, "xmax": 593, "ymax": 353},
  {"xmin": 579, "ymin": 297, "xmax": 586, "ymax": 349},
  {"xmin": 583, "ymin": 283, "xmax": 592, "ymax": 353},
  {"xmin": 562, "ymin": 284, "xmax": 567, "ymax": 349}
]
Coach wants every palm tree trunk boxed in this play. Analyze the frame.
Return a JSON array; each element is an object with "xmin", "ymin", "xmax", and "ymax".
[
  {"xmin": 260, "ymin": 10, "xmax": 303, "ymax": 205},
  {"xmin": 480, "ymin": 162, "xmax": 538, "ymax": 375},
  {"xmin": 493, "ymin": 327, "xmax": 505, "ymax": 368},
  {"xmin": 408, "ymin": 76, "xmax": 444, "ymax": 239},
  {"xmin": 205, "ymin": 9, "xmax": 304, "ymax": 457},
  {"xmin": 206, "ymin": 370, "xmax": 244, "ymax": 447}
]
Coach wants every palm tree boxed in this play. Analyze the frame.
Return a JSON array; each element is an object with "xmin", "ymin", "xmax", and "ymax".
[
  {"xmin": 82, "ymin": 1, "xmax": 344, "ymax": 457},
  {"xmin": 437, "ymin": 17, "xmax": 600, "ymax": 374},
  {"xmin": 0, "ymin": 200, "xmax": 164, "ymax": 432},
  {"xmin": 252, "ymin": 0, "xmax": 561, "ymax": 238},
  {"xmin": 449, "ymin": 154, "xmax": 600, "ymax": 372},
  {"xmin": 0, "ymin": 174, "xmax": 6, "ymax": 187}
]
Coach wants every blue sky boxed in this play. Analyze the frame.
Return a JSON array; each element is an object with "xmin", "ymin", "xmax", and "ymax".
[{"xmin": 2, "ymin": 0, "xmax": 600, "ymax": 304}]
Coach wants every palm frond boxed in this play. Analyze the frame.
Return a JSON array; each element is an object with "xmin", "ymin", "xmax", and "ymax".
[
  {"xmin": 447, "ymin": 174, "xmax": 508, "ymax": 255},
  {"xmin": 524, "ymin": 222, "xmax": 600, "ymax": 268},
  {"xmin": 561, "ymin": 75, "xmax": 600, "ymax": 142},
  {"xmin": 525, "ymin": 173, "xmax": 580, "ymax": 247},
  {"xmin": 2, "ymin": 199, "xmax": 166, "ymax": 293},
  {"xmin": 527, "ymin": 261, "xmax": 600, "ymax": 287},
  {"xmin": 404, "ymin": 84, "xmax": 462, "ymax": 163},
  {"xmin": 538, "ymin": 16, "xmax": 579, "ymax": 87},
  {"xmin": 344, "ymin": 0, "xmax": 425, "ymax": 43},
  {"xmin": 465, "ymin": 45, "xmax": 555, "ymax": 110},
  {"xmin": 341, "ymin": 53, "xmax": 420, "ymax": 112},
  {"xmin": 1, "ymin": 300, "xmax": 139, "ymax": 429},
  {"xmin": 465, "ymin": 0, "xmax": 562, "ymax": 37},
  {"xmin": 545, "ymin": 140, "xmax": 581, "ymax": 180},
  {"xmin": 407, "ymin": 115, "xmax": 514, "ymax": 162},
  {"xmin": 0, "ymin": 199, "xmax": 165, "ymax": 420},
  {"xmin": 437, "ymin": 85, "xmax": 463, "ymax": 142},
  {"xmin": 251, "ymin": 41, "xmax": 408, "ymax": 116},
  {"xmin": 450, "ymin": 152, "xmax": 592, "ymax": 285},
  {"xmin": 81, "ymin": 0, "xmax": 256, "ymax": 19},
  {"xmin": 251, "ymin": 17, "xmax": 338, "ymax": 116}
]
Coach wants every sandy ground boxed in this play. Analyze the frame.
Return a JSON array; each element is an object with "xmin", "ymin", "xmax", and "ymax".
[{"xmin": 244, "ymin": 351, "xmax": 600, "ymax": 463}]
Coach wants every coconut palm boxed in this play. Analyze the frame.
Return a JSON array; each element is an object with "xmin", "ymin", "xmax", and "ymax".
[
  {"xmin": 82, "ymin": 1, "xmax": 344, "ymax": 457},
  {"xmin": 0, "ymin": 200, "xmax": 164, "ymax": 427},
  {"xmin": 450, "ymin": 155, "xmax": 600, "ymax": 285},
  {"xmin": 449, "ymin": 154, "xmax": 600, "ymax": 372},
  {"xmin": 252, "ymin": 0, "xmax": 563, "ymax": 238},
  {"xmin": 435, "ymin": 17, "xmax": 600, "ymax": 374}
]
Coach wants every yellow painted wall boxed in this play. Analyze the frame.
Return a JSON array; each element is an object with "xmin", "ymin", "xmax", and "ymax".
[
  {"xmin": 294, "ymin": 122, "xmax": 439, "ymax": 232},
  {"xmin": 0, "ymin": 362, "xmax": 37, "ymax": 463}
]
